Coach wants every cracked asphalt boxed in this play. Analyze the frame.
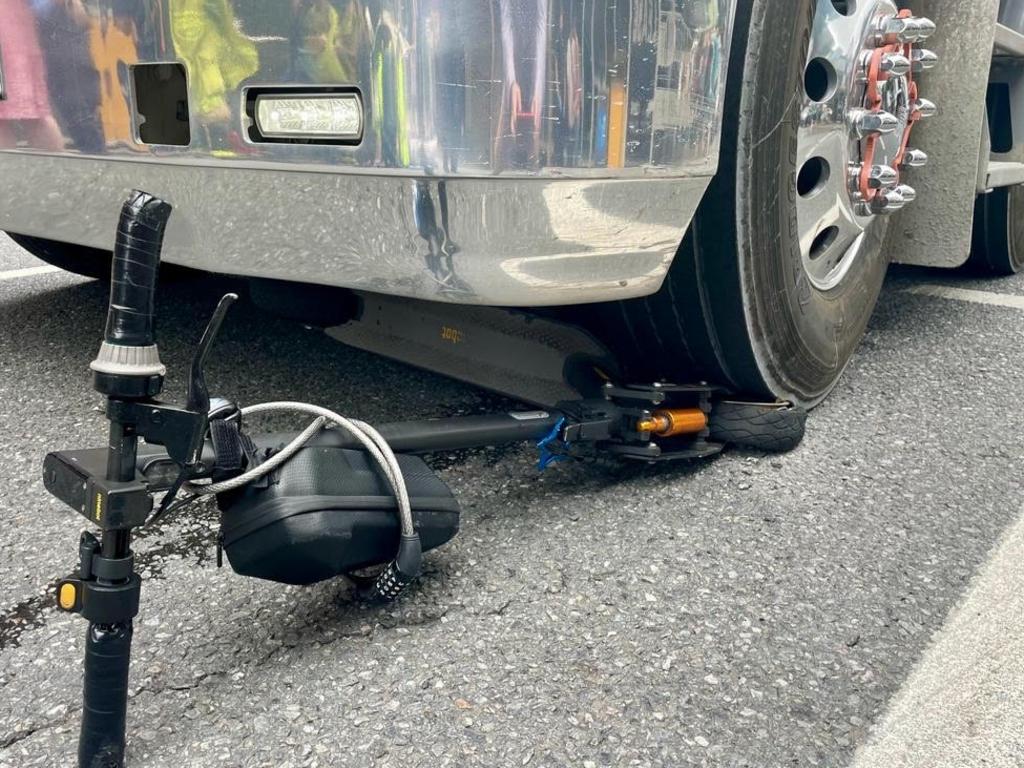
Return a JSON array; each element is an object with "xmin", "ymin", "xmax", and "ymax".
[{"xmin": 1, "ymin": 234, "xmax": 1023, "ymax": 767}]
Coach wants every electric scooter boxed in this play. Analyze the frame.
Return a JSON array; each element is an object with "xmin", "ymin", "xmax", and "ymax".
[{"xmin": 43, "ymin": 192, "xmax": 806, "ymax": 767}]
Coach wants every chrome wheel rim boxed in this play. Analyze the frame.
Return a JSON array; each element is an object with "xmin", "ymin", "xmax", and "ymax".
[{"xmin": 796, "ymin": 0, "xmax": 936, "ymax": 291}]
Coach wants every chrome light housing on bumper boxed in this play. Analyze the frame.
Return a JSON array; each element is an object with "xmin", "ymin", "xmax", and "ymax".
[{"xmin": 0, "ymin": 0, "xmax": 738, "ymax": 306}]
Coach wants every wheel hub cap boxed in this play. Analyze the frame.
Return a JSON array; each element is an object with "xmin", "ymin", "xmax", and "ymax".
[{"xmin": 796, "ymin": 0, "xmax": 937, "ymax": 291}]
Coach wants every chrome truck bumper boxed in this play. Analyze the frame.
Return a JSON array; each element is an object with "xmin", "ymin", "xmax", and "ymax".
[{"xmin": 0, "ymin": 0, "xmax": 734, "ymax": 306}]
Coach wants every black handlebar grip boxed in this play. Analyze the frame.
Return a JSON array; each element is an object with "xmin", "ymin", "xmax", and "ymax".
[
  {"xmin": 78, "ymin": 621, "xmax": 133, "ymax": 768},
  {"xmin": 104, "ymin": 191, "xmax": 172, "ymax": 348}
]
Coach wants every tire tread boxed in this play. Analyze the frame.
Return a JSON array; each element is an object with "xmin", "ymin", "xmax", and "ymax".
[{"xmin": 708, "ymin": 402, "xmax": 807, "ymax": 453}]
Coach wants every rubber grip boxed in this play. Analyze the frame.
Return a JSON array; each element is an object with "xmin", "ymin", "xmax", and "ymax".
[
  {"xmin": 78, "ymin": 621, "xmax": 133, "ymax": 768},
  {"xmin": 104, "ymin": 191, "xmax": 172, "ymax": 347}
]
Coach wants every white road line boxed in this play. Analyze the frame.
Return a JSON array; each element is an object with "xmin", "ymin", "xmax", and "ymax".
[
  {"xmin": 0, "ymin": 265, "xmax": 61, "ymax": 282},
  {"xmin": 852, "ymin": 507, "xmax": 1024, "ymax": 767},
  {"xmin": 905, "ymin": 284, "xmax": 1024, "ymax": 311}
]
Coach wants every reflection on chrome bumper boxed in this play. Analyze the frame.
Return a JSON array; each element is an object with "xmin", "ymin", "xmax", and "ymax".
[
  {"xmin": 0, "ymin": 0, "xmax": 735, "ymax": 304},
  {"xmin": 0, "ymin": 153, "xmax": 710, "ymax": 306}
]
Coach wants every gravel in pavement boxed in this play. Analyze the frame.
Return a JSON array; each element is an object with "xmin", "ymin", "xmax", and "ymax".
[{"xmin": 1, "ymin": 237, "xmax": 1023, "ymax": 767}]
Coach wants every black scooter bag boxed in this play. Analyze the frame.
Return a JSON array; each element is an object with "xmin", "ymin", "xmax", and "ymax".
[{"xmin": 217, "ymin": 437, "xmax": 460, "ymax": 586}]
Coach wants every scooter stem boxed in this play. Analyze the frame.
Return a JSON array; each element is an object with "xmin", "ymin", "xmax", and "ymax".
[{"xmin": 77, "ymin": 191, "xmax": 172, "ymax": 768}]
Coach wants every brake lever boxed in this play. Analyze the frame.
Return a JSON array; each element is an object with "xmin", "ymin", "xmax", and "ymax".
[
  {"xmin": 184, "ymin": 292, "xmax": 237, "ymax": 463},
  {"xmin": 152, "ymin": 293, "xmax": 238, "ymax": 520},
  {"xmin": 187, "ymin": 294, "xmax": 236, "ymax": 414}
]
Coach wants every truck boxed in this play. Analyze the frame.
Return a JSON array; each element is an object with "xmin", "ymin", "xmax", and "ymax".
[{"xmin": 0, "ymin": 0, "xmax": 1016, "ymax": 409}]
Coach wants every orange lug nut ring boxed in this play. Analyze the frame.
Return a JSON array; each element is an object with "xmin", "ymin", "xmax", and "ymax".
[{"xmin": 859, "ymin": 9, "xmax": 923, "ymax": 205}]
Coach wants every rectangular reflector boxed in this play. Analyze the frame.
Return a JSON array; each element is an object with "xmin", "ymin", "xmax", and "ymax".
[{"xmin": 254, "ymin": 94, "xmax": 362, "ymax": 141}]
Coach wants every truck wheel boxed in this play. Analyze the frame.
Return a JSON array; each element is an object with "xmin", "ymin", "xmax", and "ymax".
[
  {"xmin": 587, "ymin": 0, "xmax": 934, "ymax": 409},
  {"xmin": 969, "ymin": 187, "xmax": 1024, "ymax": 276},
  {"xmin": 7, "ymin": 234, "xmax": 191, "ymax": 282}
]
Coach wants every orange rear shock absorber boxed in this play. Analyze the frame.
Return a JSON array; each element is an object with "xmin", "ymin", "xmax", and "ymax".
[{"xmin": 637, "ymin": 408, "xmax": 708, "ymax": 438}]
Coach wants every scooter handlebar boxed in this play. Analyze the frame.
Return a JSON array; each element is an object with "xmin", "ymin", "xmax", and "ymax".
[{"xmin": 103, "ymin": 191, "xmax": 172, "ymax": 348}]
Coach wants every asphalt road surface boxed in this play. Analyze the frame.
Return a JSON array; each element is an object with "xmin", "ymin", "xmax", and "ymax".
[{"xmin": 1, "ymin": 234, "xmax": 1023, "ymax": 768}]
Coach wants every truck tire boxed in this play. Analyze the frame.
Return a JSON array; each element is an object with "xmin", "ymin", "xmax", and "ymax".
[
  {"xmin": 969, "ymin": 187, "xmax": 1024, "ymax": 276},
  {"xmin": 7, "ymin": 233, "xmax": 191, "ymax": 282},
  {"xmin": 579, "ymin": 0, "xmax": 928, "ymax": 409}
]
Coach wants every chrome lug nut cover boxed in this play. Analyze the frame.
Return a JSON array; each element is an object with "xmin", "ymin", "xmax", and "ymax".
[
  {"xmin": 853, "ymin": 109, "xmax": 900, "ymax": 137},
  {"xmin": 913, "ymin": 98, "xmax": 937, "ymax": 119},
  {"xmin": 873, "ymin": 188, "xmax": 907, "ymax": 213},
  {"xmin": 866, "ymin": 164, "xmax": 899, "ymax": 189},
  {"xmin": 877, "ymin": 16, "xmax": 911, "ymax": 42},
  {"xmin": 878, "ymin": 15, "xmax": 935, "ymax": 44},
  {"xmin": 912, "ymin": 17, "xmax": 936, "ymax": 41},
  {"xmin": 912, "ymin": 49, "xmax": 938, "ymax": 72},
  {"xmin": 901, "ymin": 149, "xmax": 929, "ymax": 168},
  {"xmin": 895, "ymin": 184, "xmax": 917, "ymax": 203},
  {"xmin": 879, "ymin": 53, "xmax": 912, "ymax": 77},
  {"xmin": 859, "ymin": 51, "xmax": 912, "ymax": 80}
]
